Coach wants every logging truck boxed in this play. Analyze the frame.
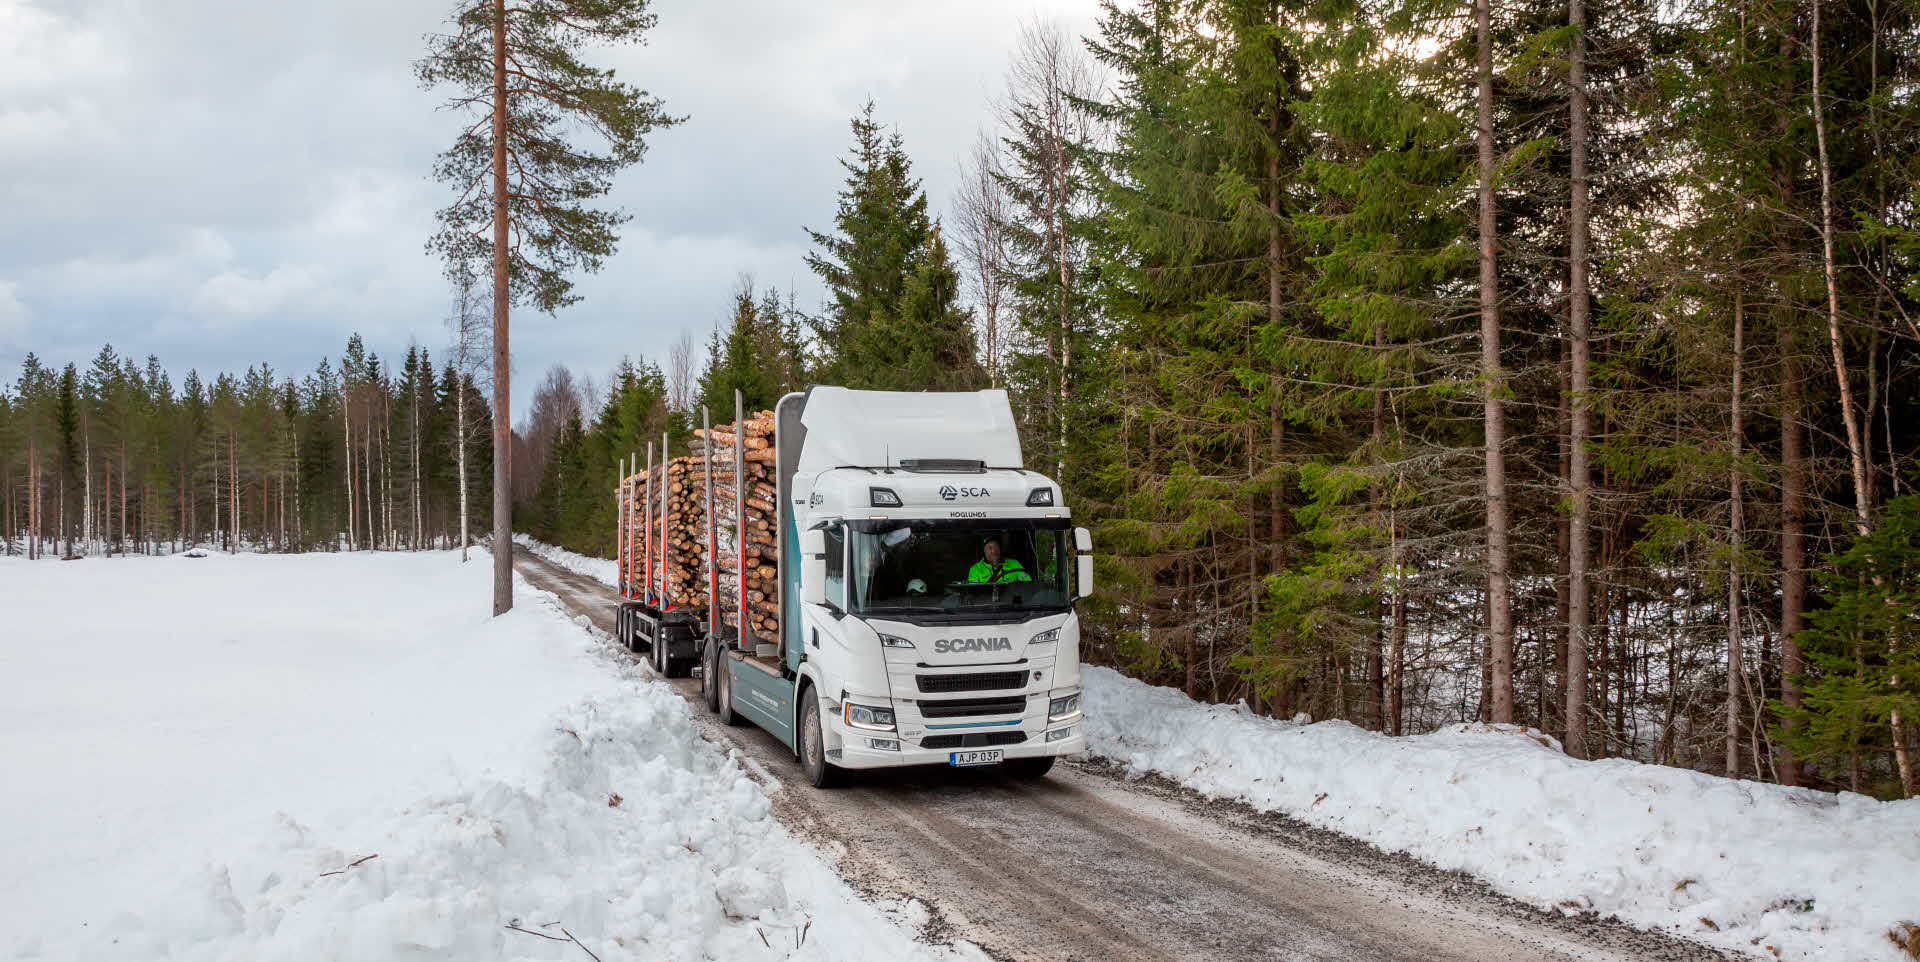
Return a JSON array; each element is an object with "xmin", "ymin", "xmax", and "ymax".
[{"xmin": 613, "ymin": 386, "xmax": 1093, "ymax": 787}]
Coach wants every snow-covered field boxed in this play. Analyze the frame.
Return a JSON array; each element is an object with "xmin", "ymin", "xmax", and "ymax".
[
  {"xmin": 0, "ymin": 551, "xmax": 961, "ymax": 961},
  {"xmin": 1081, "ymin": 666, "xmax": 1920, "ymax": 962}
]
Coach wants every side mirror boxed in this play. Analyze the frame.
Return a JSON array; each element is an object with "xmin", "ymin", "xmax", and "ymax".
[
  {"xmin": 1077, "ymin": 550, "xmax": 1094, "ymax": 600},
  {"xmin": 801, "ymin": 527, "xmax": 827, "ymax": 606},
  {"xmin": 1075, "ymin": 527, "xmax": 1092, "ymax": 552}
]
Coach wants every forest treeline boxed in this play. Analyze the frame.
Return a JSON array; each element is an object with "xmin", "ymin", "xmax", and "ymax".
[
  {"xmin": 7, "ymin": 0, "xmax": 1918, "ymax": 798},
  {"xmin": 2, "ymin": 336, "xmax": 494, "ymax": 560},
  {"xmin": 518, "ymin": 0, "xmax": 1920, "ymax": 798}
]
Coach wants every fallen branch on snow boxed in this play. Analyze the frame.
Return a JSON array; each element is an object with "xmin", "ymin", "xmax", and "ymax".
[{"xmin": 318, "ymin": 853, "xmax": 378, "ymax": 877}]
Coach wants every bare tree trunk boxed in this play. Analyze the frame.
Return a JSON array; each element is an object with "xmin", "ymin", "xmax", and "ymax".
[
  {"xmin": 491, "ymin": 0, "xmax": 515, "ymax": 615},
  {"xmin": 344, "ymin": 389, "xmax": 355, "ymax": 552},
  {"xmin": 1476, "ymin": 0, "xmax": 1514, "ymax": 724},
  {"xmin": 1778, "ymin": 322, "xmax": 1807, "ymax": 785},
  {"xmin": 83, "ymin": 434, "xmax": 92, "ymax": 555},
  {"xmin": 1388, "ymin": 499, "xmax": 1407, "ymax": 735},
  {"xmin": 413, "ymin": 375, "xmax": 422, "ymax": 550},
  {"xmin": 27, "ymin": 444, "xmax": 37, "ymax": 560},
  {"xmin": 1727, "ymin": 296, "xmax": 1746, "ymax": 778},
  {"xmin": 1368, "ymin": 322, "xmax": 1387, "ymax": 729},
  {"xmin": 292, "ymin": 427, "xmax": 302, "ymax": 550},
  {"xmin": 228, "ymin": 431, "xmax": 238, "ymax": 553},
  {"xmin": 1564, "ymin": 0, "xmax": 1593, "ymax": 756},
  {"xmin": 1811, "ymin": 0, "xmax": 1913, "ymax": 796},
  {"xmin": 458, "ymin": 372, "xmax": 471, "ymax": 562},
  {"xmin": 119, "ymin": 441, "xmax": 127, "ymax": 559}
]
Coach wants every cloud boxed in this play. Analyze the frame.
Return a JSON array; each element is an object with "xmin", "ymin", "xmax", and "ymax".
[
  {"xmin": 190, "ymin": 263, "xmax": 327, "ymax": 321},
  {"xmin": 0, "ymin": 0, "xmax": 1109, "ymax": 416},
  {"xmin": 0, "ymin": 281, "xmax": 30, "ymax": 349}
]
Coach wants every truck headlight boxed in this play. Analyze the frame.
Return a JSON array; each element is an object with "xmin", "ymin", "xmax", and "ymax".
[
  {"xmin": 1048, "ymin": 692, "xmax": 1080, "ymax": 722},
  {"xmin": 843, "ymin": 702, "xmax": 896, "ymax": 732},
  {"xmin": 870, "ymin": 487, "xmax": 902, "ymax": 507},
  {"xmin": 878, "ymin": 633, "xmax": 915, "ymax": 649},
  {"xmin": 1026, "ymin": 488, "xmax": 1054, "ymax": 506},
  {"xmin": 1029, "ymin": 628, "xmax": 1059, "ymax": 645}
]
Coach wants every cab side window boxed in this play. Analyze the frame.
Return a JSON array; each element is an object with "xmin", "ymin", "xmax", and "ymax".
[{"xmin": 823, "ymin": 523, "xmax": 845, "ymax": 608}]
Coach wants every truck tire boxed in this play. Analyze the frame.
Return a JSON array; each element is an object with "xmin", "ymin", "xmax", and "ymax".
[
  {"xmin": 701, "ymin": 639, "xmax": 721, "ymax": 712},
  {"xmin": 615, "ymin": 607, "xmax": 631, "ymax": 652},
  {"xmin": 1004, "ymin": 756, "xmax": 1055, "ymax": 780},
  {"xmin": 799, "ymin": 695, "xmax": 844, "ymax": 789},
  {"xmin": 715, "ymin": 652, "xmax": 743, "ymax": 727}
]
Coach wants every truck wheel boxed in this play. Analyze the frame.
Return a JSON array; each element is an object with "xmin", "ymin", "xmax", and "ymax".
[
  {"xmin": 615, "ymin": 608, "xmax": 631, "ymax": 652},
  {"xmin": 650, "ymin": 627, "xmax": 665, "ymax": 674},
  {"xmin": 799, "ymin": 696, "xmax": 844, "ymax": 789},
  {"xmin": 715, "ymin": 654, "xmax": 742, "ymax": 727},
  {"xmin": 701, "ymin": 640, "xmax": 721, "ymax": 712},
  {"xmin": 1004, "ymin": 756, "xmax": 1055, "ymax": 780}
]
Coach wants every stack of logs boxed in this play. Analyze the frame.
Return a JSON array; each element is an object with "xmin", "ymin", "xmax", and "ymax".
[{"xmin": 621, "ymin": 410, "xmax": 783, "ymax": 641}]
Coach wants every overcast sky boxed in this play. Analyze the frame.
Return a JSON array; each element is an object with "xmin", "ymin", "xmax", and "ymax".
[{"xmin": 0, "ymin": 0, "xmax": 1105, "ymax": 418}]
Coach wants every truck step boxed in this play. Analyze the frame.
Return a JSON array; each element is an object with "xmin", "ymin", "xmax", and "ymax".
[{"xmin": 754, "ymin": 643, "xmax": 779, "ymax": 658}]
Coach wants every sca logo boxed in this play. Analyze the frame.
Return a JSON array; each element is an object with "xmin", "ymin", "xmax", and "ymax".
[
  {"xmin": 939, "ymin": 485, "xmax": 958, "ymax": 501},
  {"xmin": 939, "ymin": 485, "xmax": 990, "ymax": 501}
]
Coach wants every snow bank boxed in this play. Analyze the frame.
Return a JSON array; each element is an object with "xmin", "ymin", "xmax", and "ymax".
[
  {"xmin": 2, "ymin": 551, "xmax": 962, "ymax": 961},
  {"xmin": 1080, "ymin": 666, "xmax": 1920, "ymax": 961},
  {"xmin": 514, "ymin": 533, "xmax": 619, "ymax": 589}
]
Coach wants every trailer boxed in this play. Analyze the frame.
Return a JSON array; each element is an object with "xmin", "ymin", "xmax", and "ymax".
[{"xmin": 616, "ymin": 386, "xmax": 1093, "ymax": 788}]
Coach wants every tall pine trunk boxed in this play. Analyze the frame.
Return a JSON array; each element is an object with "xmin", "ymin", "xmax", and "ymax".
[
  {"xmin": 1727, "ymin": 296, "xmax": 1746, "ymax": 778},
  {"xmin": 1476, "ymin": 0, "xmax": 1515, "ymax": 724},
  {"xmin": 490, "ymin": 0, "xmax": 514, "ymax": 615},
  {"xmin": 1564, "ymin": 0, "xmax": 1594, "ymax": 757}
]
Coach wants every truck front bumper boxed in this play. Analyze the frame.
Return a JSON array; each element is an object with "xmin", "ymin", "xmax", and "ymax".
[{"xmin": 829, "ymin": 720, "xmax": 1087, "ymax": 770}]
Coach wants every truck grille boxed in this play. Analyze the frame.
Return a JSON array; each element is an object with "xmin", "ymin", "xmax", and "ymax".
[
  {"xmin": 918, "ymin": 696, "xmax": 1027, "ymax": 719},
  {"xmin": 920, "ymin": 732, "xmax": 1028, "ymax": 749},
  {"xmin": 916, "ymin": 671, "xmax": 1027, "ymax": 694}
]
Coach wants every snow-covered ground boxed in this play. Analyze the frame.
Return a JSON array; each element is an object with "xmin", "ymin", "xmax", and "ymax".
[
  {"xmin": 1081, "ymin": 666, "xmax": 1920, "ymax": 962},
  {"xmin": 0, "ymin": 550, "xmax": 964, "ymax": 961},
  {"xmin": 474, "ymin": 538, "xmax": 1920, "ymax": 959}
]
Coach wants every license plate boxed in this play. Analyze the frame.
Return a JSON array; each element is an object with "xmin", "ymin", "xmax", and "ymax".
[{"xmin": 949, "ymin": 750, "xmax": 1003, "ymax": 767}]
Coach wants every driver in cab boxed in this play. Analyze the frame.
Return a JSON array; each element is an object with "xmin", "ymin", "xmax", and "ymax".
[{"xmin": 967, "ymin": 537, "xmax": 1031, "ymax": 584}]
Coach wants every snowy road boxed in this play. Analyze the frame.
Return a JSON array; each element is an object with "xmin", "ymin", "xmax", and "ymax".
[{"xmin": 516, "ymin": 550, "xmax": 1728, "ymax": 962}]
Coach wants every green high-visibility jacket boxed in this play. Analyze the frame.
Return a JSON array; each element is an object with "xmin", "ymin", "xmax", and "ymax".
[{"xmin": 967, "ymin": 558, "xmax": 1031, "ymax": 584}]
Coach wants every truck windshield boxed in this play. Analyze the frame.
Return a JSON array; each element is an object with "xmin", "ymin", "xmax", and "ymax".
[{"xmin": 847, "ymin": 519, "xmax": 1072, "ymax": 617}]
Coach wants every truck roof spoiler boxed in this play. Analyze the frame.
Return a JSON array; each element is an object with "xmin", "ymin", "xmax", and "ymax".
[{"xmin": 897, "ymin": 458, "xmax": 986, "ymax": 474}]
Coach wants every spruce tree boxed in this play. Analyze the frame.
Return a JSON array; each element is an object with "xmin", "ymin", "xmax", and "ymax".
[{"xmin": 804, "ymin": 102, "xmax": 980, "ymax": 390}]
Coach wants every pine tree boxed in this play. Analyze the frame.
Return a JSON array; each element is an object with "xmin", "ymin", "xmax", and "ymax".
[{"xmin": 418, "ymin": 0, "xmax": 681, "ymax": 614}]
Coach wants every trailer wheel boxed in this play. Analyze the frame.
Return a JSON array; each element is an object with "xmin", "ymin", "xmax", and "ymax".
[
  {"xmin": 615, "ymin": 607, "xmax": 630, "ymax": 652},
  {"xmin": 701, "ymin": 640, "xmax": 721, "ymax": 712},
  {"xmin": 715, "ymin": 652, "xmax": 742, "ymax": 727},
  {"xmin": 1004, "ymin": 756, "xmax": 1055, "ymax": 780},
  {"xmin": 799, "ymin": 694, "xmax": 844, "ymax": 789},
  {"xmin": 650, "ymin": 626, "xmax": 666, "ymax": 674}
]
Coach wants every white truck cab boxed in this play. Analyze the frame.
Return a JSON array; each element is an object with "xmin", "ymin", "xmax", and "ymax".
[{"xmin": 710, "ymin": 386, "xmax": 1092, "ymax": 786}]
